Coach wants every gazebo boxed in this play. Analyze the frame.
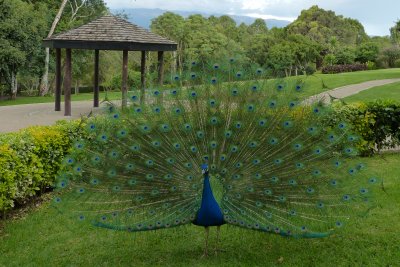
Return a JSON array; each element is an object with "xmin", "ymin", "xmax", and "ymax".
[{"xmin": 43, "ymin": 15, "xmax": 177, "ymax": 116}]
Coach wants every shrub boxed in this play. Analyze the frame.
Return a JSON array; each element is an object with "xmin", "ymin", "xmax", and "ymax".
[
  {"xmin": 0, "ymin": 145, "xmax": 20, "ymax": 211},
  {"xmin": 321, "ymin": 64, "xmax": 367, "ymax": 74},
  {"xmin": 0, "ymin": 120, "xmax": 87, "ymax": 213},
  {"xmin": 395, "ymin": 59, "xmax": 400, "ymax": 68},
  {"xmin": 329, "ymin": 101, "xmax": 400, "ymax": 155},
  {"xmin": 304, "ymin": 64, "xmax": 316, "ymax": 75},
  {"xmin": 366, "ymin": 61, "xmax": 377, "ymax": 70},
  {"xmin": 103, "ymin": 70, "xmax": 142, "ymax": 90}
]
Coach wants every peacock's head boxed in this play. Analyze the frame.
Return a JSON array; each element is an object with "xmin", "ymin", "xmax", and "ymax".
[{"xmin": 201, "ymin": 164, "xmax": 209, "ymax": 175}]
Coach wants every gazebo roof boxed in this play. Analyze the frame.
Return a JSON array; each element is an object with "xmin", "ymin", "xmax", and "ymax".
[{"xmin": 43, "ymin": 15, "xmax": 177, "ymax": 51}]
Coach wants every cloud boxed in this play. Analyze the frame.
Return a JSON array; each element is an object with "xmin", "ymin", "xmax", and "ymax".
[{"xmin": 245, "ymin": 13, "xmax": 296, "ymax": 22}]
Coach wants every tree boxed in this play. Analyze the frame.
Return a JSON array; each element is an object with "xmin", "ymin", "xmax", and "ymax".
[
  {"xmin": 183, "ymin": 15, "xmax": 230, "ymax": 62},
  {"xmin": 151, "ymin": 12, "xmax": 185, "ymax": 70},
  {"xmin": 266, "ymin": 42, "xmax": 295, "ymax": 77},
  {"xmin": 39, "ymin": 0, "xmax": 68, "ymax": 96},
  {"xmin": 287, "ymin": 34, "xmax": 319, "ymax": 74},
  {"xmin": 381, "ymin": 46, "xmax": 400, "ymax": 67},
  {"xmin": 335, "ymin": 47, "xmax": 356, "ymax": 64},
  {"xmin": 0, "ymin": 0, "xmax": 47, "ymax": 98},
  {"xmin": 390, "ymin": 20, "xmax": 400, "ymax": 44},
  {"xmin": 286, "ymin": 5, "xmax": 368, "ymax": 68},
  {"xmin": 35, "ymin": 0, "xmax": 107, "ymax": 96},
  {"xmin": 356, "ymin": 42, "xmax": 379, "ymax": 63},
  {"xmin": 247, "ymin": 19, "xmax": 268, "ymax": 35},
  {"xmin": 208, "ymin": 15, "xmax": 239, "ymax": 41},
  {"xmin": 245, "ymin": 35, "xmax": 276, "ymax": 66}
]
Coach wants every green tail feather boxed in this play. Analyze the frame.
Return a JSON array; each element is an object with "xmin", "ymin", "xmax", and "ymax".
[{"xmin": 54, "ymin": 58, "xmax": 379, "ymax": 237}]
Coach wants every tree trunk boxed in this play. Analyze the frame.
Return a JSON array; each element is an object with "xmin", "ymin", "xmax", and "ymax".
[
  {"xmin": 172, "ymin": 51, "xmax": 177, "ymax": 74},
  {"xmin": 11, "ymin": 72, "xmax": 17, "ymax": 100},
  {"xmin": 39, "ymin": 0, "xmax": 68, "ymax": 96},
  {"xmin": 74, "ymin": 80, "xmax": 79, "ymax": 95}
]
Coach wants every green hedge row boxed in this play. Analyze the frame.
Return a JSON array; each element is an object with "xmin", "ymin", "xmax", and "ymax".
[
  {"xmin": 0, "ymin": 121, "xmax": 86, "ymax": 214},
  {"xmin": 1, "ymin": 100, "xmax": 399, "ymax": 214}
]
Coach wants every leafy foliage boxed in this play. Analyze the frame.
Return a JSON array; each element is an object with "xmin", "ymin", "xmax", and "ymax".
[
  {"xmin": 329, "ymin": 101, "xmax": 400, "ymax": 155},
  {"xmin": 0, "ymin": 120, "xmax": 86, "ymax": 213},
  {"xmin": 0, "ymin": 0, "xmax": 47, "ymax": 96}
]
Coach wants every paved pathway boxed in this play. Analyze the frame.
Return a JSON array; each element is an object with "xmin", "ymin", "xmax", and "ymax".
[
  {"xmin": 1, "ymin": 78, "xmax": 400, "ymax": 133},
  {"xmin": 308, "ymin": 78, "xmax": 400, "ymax": 104},
  {"xmin": 0, "ymin": 100, "xmax": 120, "ymax": 133}
]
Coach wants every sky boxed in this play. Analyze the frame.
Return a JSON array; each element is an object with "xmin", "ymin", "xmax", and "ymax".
[{"xmin": 104, "ymin": 0, "xmax": 400, "ymax": 36}]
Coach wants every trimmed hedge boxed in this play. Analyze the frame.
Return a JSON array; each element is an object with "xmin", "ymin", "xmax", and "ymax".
[
  {"xmin": 321, "ymin": 64, "xmax": 367, "ymax": 74},
  {"xmin": 0, "ymin": 120, "xmax": 86, "ymax": 213}
]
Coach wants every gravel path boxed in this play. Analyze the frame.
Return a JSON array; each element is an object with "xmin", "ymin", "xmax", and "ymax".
[{"xmin": 1, "ymin": 78, "xmax": 400, "ymax": 133}]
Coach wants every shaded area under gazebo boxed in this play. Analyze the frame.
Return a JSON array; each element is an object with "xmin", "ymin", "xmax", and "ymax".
[{"xmin": 43, "ymin": 15, "xmax": 177, "ymax": 116}]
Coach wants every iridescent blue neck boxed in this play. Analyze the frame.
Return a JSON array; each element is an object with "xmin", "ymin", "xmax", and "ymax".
[{"xmin": 193, "ymin": 173, "xmax": 225, "ymax": 227}]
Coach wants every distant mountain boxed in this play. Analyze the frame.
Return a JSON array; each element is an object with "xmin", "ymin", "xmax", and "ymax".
[{"xmin": 111, "ymin": 8, "xmax": 291, "ymax": 29}]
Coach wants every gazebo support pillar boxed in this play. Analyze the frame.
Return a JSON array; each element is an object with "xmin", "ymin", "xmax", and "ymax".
[
  {"xmin": 122, "ymin": 50, "xmax": 128, "ymax": 108},
  {"xmin": 55, "ymin": 48, "xmax": 61, "ymax": 111},
  {"xmin": 63, "ymin": 48, "xmax": 72, "ymax": 116},
  {"xmin": 94, "ymin": 49, "xmax": 100, "ymax": 107},
  {"xmin": 157, "ymin": 51, "xmax": 164, "ymax": 85},
  {"xmin": 140, "ymin": 51, "xmax": 146, "ymax": 104}
]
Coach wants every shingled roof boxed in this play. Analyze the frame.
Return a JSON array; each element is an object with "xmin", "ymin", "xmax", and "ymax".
[{"xmin": 43, "ymin": 15, "xmax": 177, "ymax": 51}]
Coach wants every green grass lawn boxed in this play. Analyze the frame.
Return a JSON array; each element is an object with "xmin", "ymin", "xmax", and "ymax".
[
  {"xmin": 1, "ymin": 68, "xmax": 399, "ymax": 107},
  {"xmin": 305, "ymin": 68, "xmax": 400, "ymax": 95},
  {"xmin": 0, "ymin": 91, "xmax": 123, "ymax": 106},
  {"xmin": 343, "ymin": 81, "xmax": 400, "ymax": 103},
  {"xmin": 0, "ymin": 153, "xmax": 399, "ymax": 267}
]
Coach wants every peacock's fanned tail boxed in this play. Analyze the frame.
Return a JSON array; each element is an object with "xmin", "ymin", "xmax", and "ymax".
[{"xmin": 54, "ymin": 59, "xmax": 379, "ymax": 237}]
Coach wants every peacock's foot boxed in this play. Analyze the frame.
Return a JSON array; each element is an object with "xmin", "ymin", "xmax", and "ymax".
[{"xmin": 201, "ymin": 251, "xmax": 209, "ymax": 258}]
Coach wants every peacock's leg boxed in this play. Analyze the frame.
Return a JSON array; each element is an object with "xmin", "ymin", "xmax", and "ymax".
[
  {"xmin": 214, "ymin": 225, "xmax": 225, "ymax": 254},
  {"xmin": 202, "ymin": 226, "xmax": 210, "ymax": 257},
  {"xmin": 215, "ymin": 225, "xmax": 221, "ymax": 254}
]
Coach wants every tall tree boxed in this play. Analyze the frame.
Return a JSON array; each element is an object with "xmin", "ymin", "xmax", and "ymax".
[
  {"xmin": 151, "ymin": 12, "xmax": 185, "ymax": 70},
  {"xmin": 390, "ymin": 20, "xmax": 400, "ymax": 44},
  {"xmin": 39, "ymin": 0, "xmax": 68, "ymax": 96},
  {"xmin": 0, "ymin": 0, "xmax": 47, "ymax": 98},
  {"xmin": 247, "ymin": 18, "xmax": 268, "ymax": 35},
  {"xmin": 35, "ymin": 0, "xmax": 107, "ymax": 96}
]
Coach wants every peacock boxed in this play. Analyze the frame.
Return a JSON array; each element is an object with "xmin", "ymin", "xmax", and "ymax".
[{"xmin": 54, "ymin": 59, "xmax": 379, "ymax": 256}]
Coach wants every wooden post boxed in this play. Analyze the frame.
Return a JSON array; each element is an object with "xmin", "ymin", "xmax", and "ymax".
[
  {"xmin": 157, "ymin": 51, "xmax": 164, "ymax": 85},
  {"xmin": 63, "ymin": 48, "xmax": 72, "ymax": 116},
  {"xmin": 140, "ymin": 51, "xmax": 146, "ymax": 104},
  {"xmin": 94, "ymin": 49, "xmax": 99, "ymax": 107},
  {"xmin": 122, "ymin": 50, "xmax": 128, "ymax": 108},
  {"xmin": 55, "ymin": 48, "xmax": 61, "ymax": 111}
]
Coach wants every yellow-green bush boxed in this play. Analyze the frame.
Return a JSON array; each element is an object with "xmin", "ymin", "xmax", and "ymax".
[{"xmin": 0, "ymin": 120, "xmax": 86, "ymax": 213}]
